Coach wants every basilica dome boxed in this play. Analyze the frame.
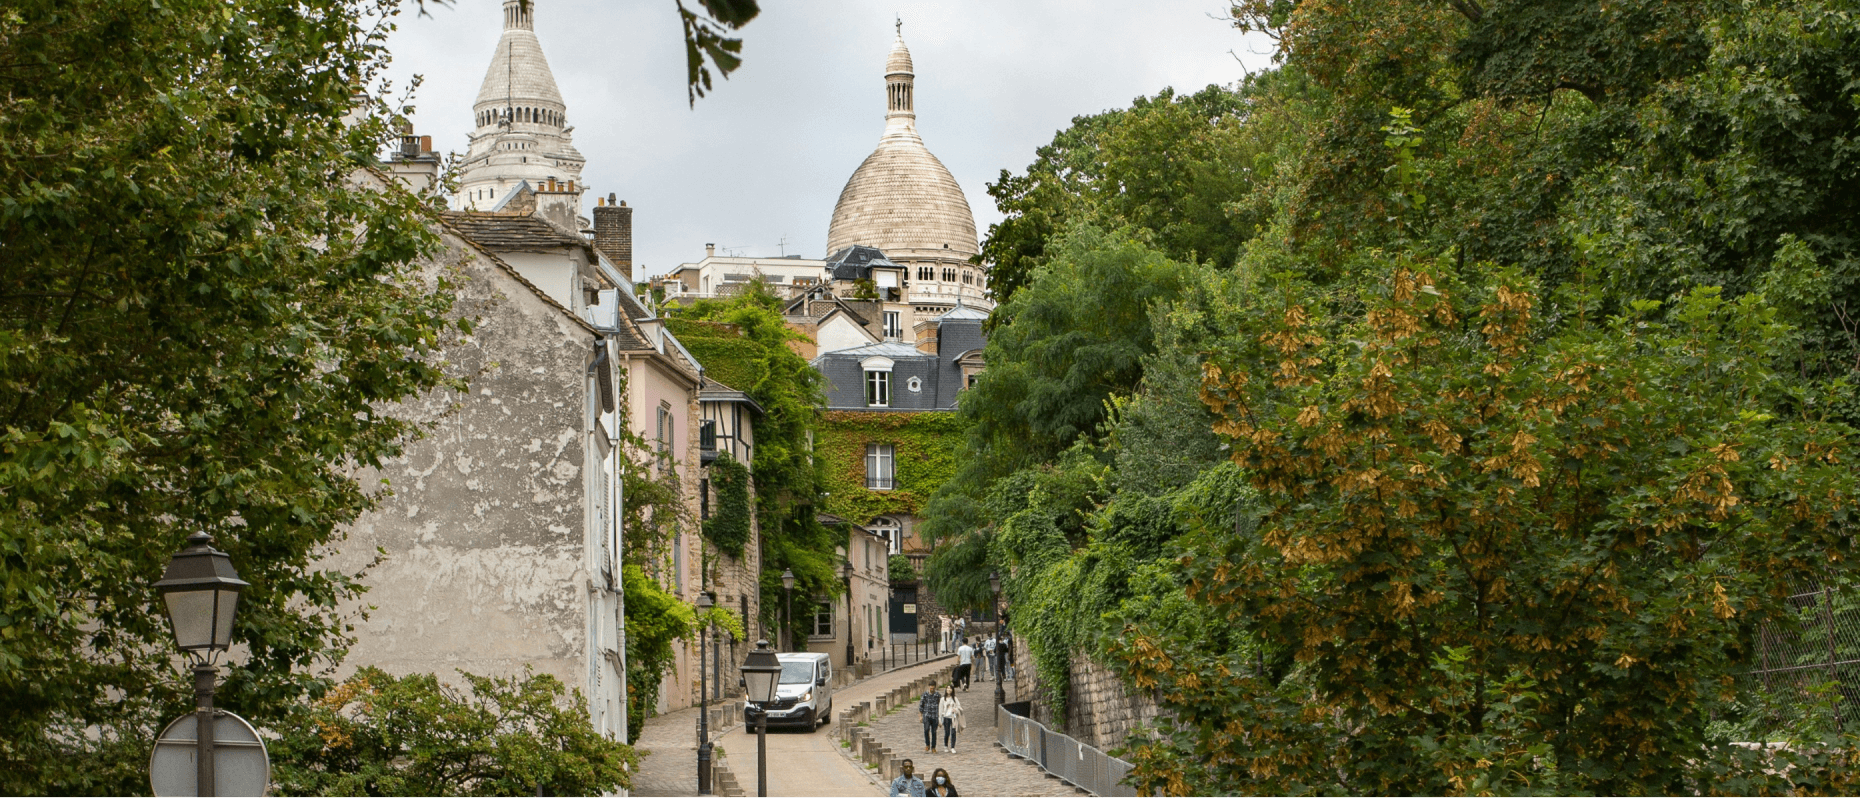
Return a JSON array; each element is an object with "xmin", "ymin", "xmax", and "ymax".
[{"xmin": 825, "ymin": 30, "xmax": 978, "ymax": 260}]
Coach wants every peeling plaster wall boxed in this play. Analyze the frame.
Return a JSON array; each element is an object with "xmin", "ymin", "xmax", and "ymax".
[{"xmin": 334, "ymin": 226, "xmax": 597, "ymax": 695}]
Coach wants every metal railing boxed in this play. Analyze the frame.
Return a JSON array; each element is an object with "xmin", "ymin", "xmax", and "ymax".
[
  {"xmin": 1748, "ymin": 575, "xmax": 1860, "ymax": 727},
  {"xmin": 996, "ymin": 707, "xmax": 1138, "ymax": 797}
]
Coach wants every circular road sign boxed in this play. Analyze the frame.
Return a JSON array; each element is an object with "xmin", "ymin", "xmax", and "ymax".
[{"xmin": 149, "ymin": 710, "xmax": 270, "ymax": 796}]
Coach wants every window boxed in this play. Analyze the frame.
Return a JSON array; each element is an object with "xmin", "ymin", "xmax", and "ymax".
[
  {"xmin": 917, "ymin": 266, "xmax": 934, "ymax": 282},
  {"xmin": 865, "ymin": 370, "xmax": 890, "ymax": 407},
  {"xmin": 962, "ymin": 270, "xmax": 974, "ymax": 285},
  {"xmin": 966, "ymin": 373, "xmax": 979, "ymax": 389},
  {"xmin": 812, "ymin": 601, "xmax": 835, "ymax": 637},
  {"xmin": 866, "ymin": 443, "xmax": 895, "ymax": 490},
  {"xmin": 870, "ymin": 517, "xmax": 903, "ymax": 554},
  {"xmin": 883, "ymin": 311, "xmax": 902, "ymax": 339},
  {"xmin": 942, "ymin": 267, "xmax": 957, "ymax": 282}
]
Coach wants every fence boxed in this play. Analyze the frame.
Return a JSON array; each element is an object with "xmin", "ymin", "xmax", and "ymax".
[
  {"xmin": 996, "ymin": 706, "xmax": 1138, "ymax": 797},
  {"xmin": 1747, "ymin": 575, "xmax": 1860, "ymax": 726},
  {"xmin": 871, "ymin": 639, "xmax": 940, "ymax": 673}
]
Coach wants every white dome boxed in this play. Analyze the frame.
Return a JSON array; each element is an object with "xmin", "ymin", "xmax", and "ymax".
[{"xmin": 826, "ymin": 29, "xmax": 977, "ymax": 259}]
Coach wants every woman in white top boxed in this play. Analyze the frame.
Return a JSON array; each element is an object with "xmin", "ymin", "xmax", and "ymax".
[{"xmin": 938, "ymin": 684, "xmax": 965, "ymax": 753}]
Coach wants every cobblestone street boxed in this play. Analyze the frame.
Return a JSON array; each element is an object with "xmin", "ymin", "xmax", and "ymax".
[{"xmin": 856, "ymin": 673, "xmax": 1087, "ymax": 798}]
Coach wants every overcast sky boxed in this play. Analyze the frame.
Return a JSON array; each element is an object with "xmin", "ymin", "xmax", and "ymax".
[{"xmin": 383, "ymin": 1, "xmax": 1275, "ymax": 279}]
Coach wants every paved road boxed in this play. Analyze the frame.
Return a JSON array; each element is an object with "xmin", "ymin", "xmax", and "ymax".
[
  {"xmin": 714, "ymin": 657, "xmax": 955, "ymax": 797},
  {"xmin": 630, "ymin": 657, "xmax": 954, "ymax": 797}
]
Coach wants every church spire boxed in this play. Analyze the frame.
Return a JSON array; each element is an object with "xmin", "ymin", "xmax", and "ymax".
[
  {"xmin": 456, "ymin": 0, "xmax": 585, "ymax": 211},
  {"xmin": 884, "ymin": 20, "xmax": 915, "ymax": 132}
]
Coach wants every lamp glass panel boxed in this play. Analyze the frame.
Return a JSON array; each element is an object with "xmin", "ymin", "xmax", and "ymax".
[
  {"xmin": 744, "ymin": 668, "xmax": 778, "ymax": 704},
  {"xmin": 164, "ymin": 590, "xmax": 216, "ymax": 650},
  {"xmin": 213, "ymin": 589, "xmax": 240, "ymax": 648}
]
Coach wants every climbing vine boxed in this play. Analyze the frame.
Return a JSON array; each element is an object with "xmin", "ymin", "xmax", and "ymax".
[
  {"xmin": 701, "ymin": 452, "xmax": 752, "ymax": 557},
  {"xmin": 817, "ymin": 411, "xmax": 966, "ymax": 523}
]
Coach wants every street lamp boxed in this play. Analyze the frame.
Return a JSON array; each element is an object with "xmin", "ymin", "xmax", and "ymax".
[
  {"xmin": 840, "ymin": 558, "xmax": 855, "ymax": 670},
  {"xmin": 990, "ymin": 571, "xmax": 1005, "ymax": 717},
  {"xmin": 780, "ymin": 569, "xmax": 795, "ymax": 652},
  {"xmin": 696, "ymin": 592, "xmax": 714, "ymax": 795},
  {"xmin": 153, "ymin": 532, "xmax": 248, "ymax": 798},
  {"xmin": 740, "ymin": 640, "xmax": 782, "ymax": 797}
]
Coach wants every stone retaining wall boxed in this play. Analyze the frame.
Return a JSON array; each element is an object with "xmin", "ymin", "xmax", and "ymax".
[{"xmin": 1015, "ymin": 639, "xmax": 1164, "ymax": 752}]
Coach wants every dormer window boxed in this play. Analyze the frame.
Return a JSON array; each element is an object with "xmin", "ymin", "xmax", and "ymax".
[
  {"xmin": 861, "ymin": 356, "xmax": 894, "ymax": 407},
  {"xmin": 865, "ymin": 370, "xmax": 890, "ymax": 407}
]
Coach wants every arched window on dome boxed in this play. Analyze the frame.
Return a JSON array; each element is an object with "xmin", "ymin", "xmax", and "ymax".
[
  {"xmin": 917, "ymin": 266, "xmax": 934, "ymax": 282},
  {"xmin": 941, "ymin": 267, "xmax": 956, "ymax": 283}
]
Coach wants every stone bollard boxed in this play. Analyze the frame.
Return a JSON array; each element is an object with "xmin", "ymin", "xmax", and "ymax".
[{"xmin": 885, "ymin": 756, "xmax": 902, "ymax": 782}]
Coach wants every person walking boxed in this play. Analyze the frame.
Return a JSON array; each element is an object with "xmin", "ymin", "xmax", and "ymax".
[
  {"xmin": 888, "ymin": 759, "xmax": 926, "ymax": 797},
  {"xmin": 955, "ymin": 638, "xmax": 974, "ymax": 690},
  {"xmin": 927, "ymin": 767, "xmax": 959, "ymax": 797},
  {"xmin": 917, "ymin": 684, "xmax": 942, "ymax": 753},
  {"xmin": 980, "ymin": 633, "xmax": 996, "ymax": 680},
  {"xmin": 938, "ymin": 684, "xmax": 965, "ymax": 753}
]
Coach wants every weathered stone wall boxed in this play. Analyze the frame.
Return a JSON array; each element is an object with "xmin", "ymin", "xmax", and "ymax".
[
  {"xmin": 334, "ymin": 224, "xmax": 597, "ymax": 693},
  {"xmin": 1014, "ymin": 638, "xmax": 1164, "ymax": 752}
]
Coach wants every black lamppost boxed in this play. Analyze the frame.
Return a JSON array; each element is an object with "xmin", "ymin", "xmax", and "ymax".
[
  {"xmin": 990, "ymin": 571, "xmax": 1006, "ymax": 715},
  {"xmin": 741, "ymin": 640, "xmax": 782, "ymax": 797},
  {"xmin": 840, "ymin": 558, "xmax": 855, "ymax": 669},
  {"xmin": 696, "ymin": 592, "xmax": 714, "ymax": 795},
  {"xmin": 780, "ymin": 569, "xmax": 795, "ymax": 652},
  {"xmin": 153, "ymin": 532, "xmax": 248, "ymax": 798}
]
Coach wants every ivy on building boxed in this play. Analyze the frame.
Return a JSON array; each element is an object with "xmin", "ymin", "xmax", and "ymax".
[
  {"xmin": 701, "ymin": 451, "xmax": 752, "ymax": 557},
  {"xmin": 817, "ymin": 411, "xmax": 967, "ymax": 524}
]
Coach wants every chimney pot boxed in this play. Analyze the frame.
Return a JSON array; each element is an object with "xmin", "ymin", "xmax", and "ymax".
[
  {"xmin": 419, "ymin": 135, "xmax": 432, "ymax": 153},
  {"xmin": 608, "ymin": 192, "xmax": 617, "ymax": 205}
]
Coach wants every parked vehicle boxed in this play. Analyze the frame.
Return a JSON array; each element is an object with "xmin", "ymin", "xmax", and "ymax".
[{"xmin": 744, "ymin": 652, "xmax": 833, "ymax": 729}]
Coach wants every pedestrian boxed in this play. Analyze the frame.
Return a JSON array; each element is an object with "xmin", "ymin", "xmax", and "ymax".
[
  {"xmin": 938, "ymin": 683, "xmax": 965, "ymax": 753},
  {"xmin": 927, "ymin": 767, "xmax": 959, "ymax": 797},
  {"xmin": 981, "ymin": 634, "xmax": 996, "ymax": 680},
  {"xmin": 955, "ymin": 638, "xmax": 974, "ymax": 690},
  {"xmin": 888, "ymin": 759, "xmax": 926, "ymax": 797},
  {"xmin": 917, "ymin": 683, "xmax": 942, "ymax": 753},
  {"xmin": 1002, "ymin": 630, "xmax": 1016, "ymax": 682}
]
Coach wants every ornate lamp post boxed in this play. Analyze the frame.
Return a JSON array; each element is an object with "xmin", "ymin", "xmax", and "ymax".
[
  {"xmin": 780, "ymin": 569, "xmax": 795, "ymax": 652},
  {"xmin": 740, "ymin": 640, "xmax": 782, "ymax": 797},
  {"xmin": 153, "ymin": 532, "xmax": 248, "ymax": 797},
  {"xmin": 696, "ymin": 592, "xmax": 714, "ymax": 795},
  {"xmin": 840, "ymin": 558, "xmax": 855, "ymax": 669},
  {"xmin": 990, "ymin": 571, "xmax": 1006, "ymax": 715}
]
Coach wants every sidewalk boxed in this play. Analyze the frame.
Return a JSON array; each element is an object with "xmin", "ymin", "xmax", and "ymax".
[{"xmin": 857, "ymin": 674, "xmax": 1085, "ymax": 797}]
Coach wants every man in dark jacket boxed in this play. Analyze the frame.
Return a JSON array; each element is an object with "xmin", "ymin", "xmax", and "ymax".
[{"xmin": 918, "ymin": 686, "xmax": 942, "ymax": 753}]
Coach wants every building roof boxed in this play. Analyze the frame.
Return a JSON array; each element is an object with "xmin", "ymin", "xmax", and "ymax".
[
  {"xmin": 699, "ymin": 377, "xmax": 766, "ymax": 415},
  {"xmin": 824, "ymin": 30, "xmax": 978, "ymax": 259},
  {"xmin": 440, "ymin": 210, "xmax": 586, "ymax": 252},
  {"xmin": 475, "ymin": 0, "xmax": 565, "ymax": 109},
  {"xmin": 813, "ymin": 339, "xmax": 927, "ymax": 364},
  {"xmin": 825, "ymin": 245, "xmax": 901, "ymax": 281},
  {"xmin": 933, "ymin": 300, "xmax": 990, "ymax": 322}
]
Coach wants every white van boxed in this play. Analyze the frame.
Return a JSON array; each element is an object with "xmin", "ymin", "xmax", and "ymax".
[{"xmin": 743, "ymin": 652, "xmax": 833, "ymax": 729}]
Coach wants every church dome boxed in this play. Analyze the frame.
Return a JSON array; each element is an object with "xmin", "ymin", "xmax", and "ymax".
[
  {"xmin": 474, "ymin": 0, "xmax": 566, "ymax": 110},
  {"xmin": 826, "ymin": 29, "xmax": 978, "ymax": 259}
]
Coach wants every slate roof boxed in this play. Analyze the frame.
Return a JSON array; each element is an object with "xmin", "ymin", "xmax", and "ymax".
[
  {"xmin": 441, "ymin": 210, "xmax": 587, "ymax": 252},
  {"xmin": 824, "ymin": 245, "xmax": 900, "ymax": 282}
]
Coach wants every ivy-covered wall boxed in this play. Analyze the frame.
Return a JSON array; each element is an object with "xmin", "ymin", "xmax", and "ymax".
[{"xmin": 817, "ymin": 411, "xmax": 967, "ymax": 524}]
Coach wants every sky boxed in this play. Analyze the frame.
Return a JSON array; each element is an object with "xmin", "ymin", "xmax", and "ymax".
[{"xmin": 382, "ymin": 0, "xmax": 1277, "ymax": 279}]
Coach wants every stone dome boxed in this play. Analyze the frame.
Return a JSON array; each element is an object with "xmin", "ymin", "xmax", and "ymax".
[
  {"xmin": 826, "ymin": 30, "xmax": 978, "ymax": 259},
  {"xmin": 474, "ymin": 0, "xmax": 565, "ymax": 110}
]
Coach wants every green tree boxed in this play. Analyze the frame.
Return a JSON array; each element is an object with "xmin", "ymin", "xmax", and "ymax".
[
  {"xmin": 1122, "ymin": 255, "xmax": 1860, "ymax": 794},
  {"xmin": 981, "ymin": 84, "xmax": 1264, "ymax": 301},
  {"xmin": 0, "ymin": 1, "xmax": 462, "ymax": 791},
  {"xmin": 271, "ymin": 667, "xmax": 637, "ymax": 796}
]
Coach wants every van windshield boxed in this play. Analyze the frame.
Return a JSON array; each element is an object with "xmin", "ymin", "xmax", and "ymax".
[{"xmin": 780, "ymin": 661, "xmax": 816, "ymax": 685}]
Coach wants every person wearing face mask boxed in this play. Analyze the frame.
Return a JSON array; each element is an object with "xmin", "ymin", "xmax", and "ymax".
[
  {"xmin": 888, "ymin": 759, "xmax": 926, "ymax": 797},
  {"xmin": 926, "ymin": 767, "xmax": 958, "ymax": 796}
]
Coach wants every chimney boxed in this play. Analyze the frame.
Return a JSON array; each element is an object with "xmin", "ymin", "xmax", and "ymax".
[
  {"xmin": 593, "ymin": 192, "xmax": 633, "ymax": 280},
  {"xmin": 706, "ymin": 243, "xmax": 716, "ymax": 258}
]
